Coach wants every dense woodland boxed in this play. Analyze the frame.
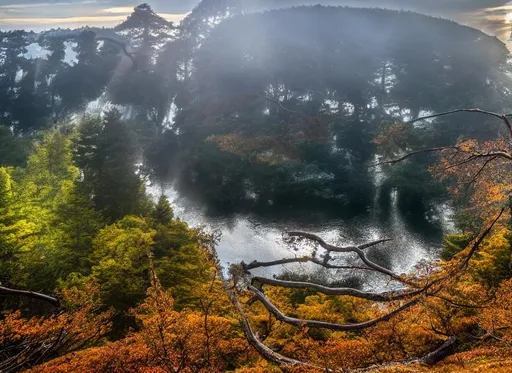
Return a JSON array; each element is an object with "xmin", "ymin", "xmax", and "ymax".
[{"xmin": 1, "ymin": 2, "xmax": 512, "ymax": 372}]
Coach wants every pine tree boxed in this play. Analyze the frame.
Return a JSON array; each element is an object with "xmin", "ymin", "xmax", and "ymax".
[
  {"xmin": 152, "ymin": 195, "xmax": 174, "ymax": 225},
  {"xmin": 77, "ymin": 109, "xmax": 151, "ymax": 222}
]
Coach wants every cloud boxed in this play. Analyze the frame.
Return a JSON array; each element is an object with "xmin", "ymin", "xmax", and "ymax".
[
  {"xmin": 100, "ymin": 6, "xmax": 136, "ymax": 14},
  {"xmin": 0, "ymin": 13, "xmax": 187, "ymax": 27},
  {"xmin": 0, "ymin": 0, "xmax": 103, "ymax": 7},
  {"xmin": 0, "ymin": 1, "xmax": 189, "ymax": 30},
  {"xmin": 0, "ymin": 15, "xmax": 127, "ymax": 25},
  {"xmin": 0, "ymin": 0, "xmax": 511, "ymax": 44}
]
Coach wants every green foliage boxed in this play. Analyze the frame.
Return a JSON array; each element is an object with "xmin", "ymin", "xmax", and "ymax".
[
  {"xmin": 472, "ymin": 229, "xmax": 512, "ymax": 288},
  {"xmin": 89, "ymin": 216, "xmax": 156, "ymax": 310},
  {"xmin": 75, "ymin": 110, "xmax": 152, "ymax": 222},
  {"xmin": 0, "ymin": 167, "xmax": 19, "ymax": 283},
  {"xmin": 152, "ymin": 195, "xmax": 174, "ymax": 225},
  {"xmin": 442, "ymin": 233, "xmax": 473, "ymax": 261},
  {"xmin": 9, "ymin": 130, "xmax": 81, "ymax": 291},
  {"xmin": 52, "ymin": 186, "xmax": 104, "ymax": 276},
  {"xmin": 0, "ymin": 126, "xmax": 32, "ymax": 167},
  {"xmin": 153, "ymin": 221, "xmax": 212, "ymax": 309}
]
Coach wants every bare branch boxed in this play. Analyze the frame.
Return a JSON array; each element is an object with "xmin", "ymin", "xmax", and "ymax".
[
  {"xmin": 243, "ymin": 257, "xmax": 311, "ymax": 270},
  {"xmin": 469, "ymin": 156, "xmax": 499, "ymax": 184},
  {"xmin": 419, "ymin": 336, "xmax": 458, "ymax": 366},
  {"xmin": 405, "ymin": 109, "xmax": 505, "ymax": 124},
  {"xmin": 216, "ymin": 262, "xmax": 326, "ymax": 370},
  {"xmin": 286, "ymin": 232, "xmax": 403, "ymax": 281},
  {"xmin": 260, "ymin": 95, "xmax": 316, "ymax": 122},
  {"xmin": 459, "ymin": 206, "xmax": 506, "ymax": 269},
  {"xmin": 0, "ymin": 286, "xmax": 59, "ymax": 307},
  {"xmin": 248, "ymin": 285, "xmax": 421, "ymax": 331},
  {"xmin": 375, "ymin": 147, "xmax": 457, "ymax": 166},
  {"xmin": 252, "ymin": 276, "xmax": 424, "ymax": 301},
  {"xmin": 359, "ymin": 238, "xmax": 394, "ymax": 250},
  {"xmin": 353, "ymin": 248, "xmax": 403, "ymax": 281},
  {"xmin": 432, "ymin": 295, "xmax": 486, "ymax": 309},
  {"xmin": 287, "ymin": 231, "xmax": 346, "ymax": 251},
  {"xmin": 95, "ymin": 36, "xmax": 136, "ymax": 68},
  {"xmin": 243, "ymin": 257, "xmax": 373, "ymax": 272},
  {"xmin": 377, "ymin": 147, "xmax": 512, "ymax": 167},
  {"xmin": 287, "ymin": 232, "xmax": 391, "ymax": 253},
  {"xmin": 405, "ymin": 108, "xmax": 512, "ymax": 147}
]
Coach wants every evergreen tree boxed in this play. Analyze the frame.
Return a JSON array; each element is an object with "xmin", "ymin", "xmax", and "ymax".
[
  {"xmin": 0, "ymin": 126, "xmax": 32, "ymax": 167},
  {"xmin": 152, "ymin": 195, "xmax": 174, "ymax": 225},
  {"xmin": 114, "ymin": 4, "xmax": 175, "ymax": 69},
  {"xmin": 76, "ymin": 110, "xmax": 151, "ymax": 222},
  {"xmin": 0, "ymin": 168, "xmax": 19, "ymax": 284},
  {"xmin": 12, "ymin": 130, "xmax": 80, "ymax": 291}
]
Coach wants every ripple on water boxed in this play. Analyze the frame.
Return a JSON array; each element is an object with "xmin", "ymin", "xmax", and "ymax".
[{"xmin": 151, "ymin": 184, "xmax": 454, "ymax": 290}]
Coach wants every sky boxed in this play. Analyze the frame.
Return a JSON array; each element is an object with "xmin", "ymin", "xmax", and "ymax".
[{"xmin": 1, "ymin": 0, "xmax": 512, "ymax": 45}]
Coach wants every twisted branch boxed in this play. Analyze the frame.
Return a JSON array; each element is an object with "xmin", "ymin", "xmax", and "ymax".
[
  {"xmin": 251, "ymin": 276, "xmax": 423, "ymax": 301},
  {"xmin": 286, "ymin": 232, "xmax": 401, "ymax": 280},
  {"xmin": 248, "ymin": 285, "xmax": 421, "ymax": 332}
]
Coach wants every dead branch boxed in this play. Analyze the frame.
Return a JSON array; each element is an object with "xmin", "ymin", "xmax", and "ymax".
[
  {"xmin": 243, "ymin": 257, "xmax": 373, "ymax": 271},
  {"xmin": 419, "ymin": 336, "xmax": 458, "ymax": 366},
  {"xmin": 287, "ymin": 232, "xmax": 391, "ymax": 253},
  {"xmin": 286, "ymin": 232, "xmax": 402, "ymax": 281},
  {"xmin": 0, "ymin": 286, "xmax": 59, "ymax": 307},
  {"xmin": 377, "ymin": 147, "xmax": 512, "ymax": 167},
  {"xmin": 405, "ymin": 108, "xmax": 512, "ymax": 140},
  {"xmin": 216, "ymin": 261, "xmax": 328, "ymax": 371},
  {"xmin": 251, "ymin": 276, "xmax": 423, "ymax": 301},
  {"xmin": 459, "ymin": 206, "xmax": 506, "ymax": 269},
  {"xmin": 247, "ymin": 284, "xmax": 421, "ymax": 331},
  {"xmin": 377, "ymin": 107, "xmax": 512, "ymax": 167},
  {"xmin": 376, "ymin": 147, "xmax": 458, "ymax": 166},
  {"xmin": 260, "ymin": 95, "xmax": 317, "ymax": 122}
]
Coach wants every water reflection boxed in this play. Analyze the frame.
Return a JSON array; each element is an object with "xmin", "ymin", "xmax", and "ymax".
[{"xmin": 155, "ymin": 180, "xmax": 454, "ymax": 290}]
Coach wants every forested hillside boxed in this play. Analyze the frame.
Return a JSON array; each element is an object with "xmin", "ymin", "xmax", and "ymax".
[{"xmin": 1, "ymin": 2, "xmax": 512, "ymax": 372}]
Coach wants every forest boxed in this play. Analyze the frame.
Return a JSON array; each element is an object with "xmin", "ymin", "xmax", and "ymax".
[{"xmin": 1, "ymin": 1, "xmax": 512, "ymax": 372}]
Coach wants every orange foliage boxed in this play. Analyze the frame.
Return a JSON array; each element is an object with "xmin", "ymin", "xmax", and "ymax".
[
  {"xmin": 206, "ymin": 134, "xmax": 301, "ymax": 165},
  {"xmin": 373, "ymin": 122, "xmax": 411, "ymax": 157},
  {"xmin": 0, "ymin": 284, "xmax": 111, "ymax": 371},
  {"xmin": 434, "ymin": 137, "xmax": 512, "ymax": 222},
  {"xmin": 28, "ymin": 284, "xmax": 253, "ymax": 373}
]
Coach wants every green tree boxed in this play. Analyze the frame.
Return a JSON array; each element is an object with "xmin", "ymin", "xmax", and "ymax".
[
  {"xmin": 0, "ymin": 125, "xmax": 32, "ymax": 167},
  {"xmin": 89, "ymin": 215, "xmax": 156, "ymax": 311},
  {"xmin": 152, "ymin": 194, "xmax": 174, "ymax": 225},
  {"xmin": 10, "ymin": 129, "xmax": 80, "ymax": 291},
  {"xmin": 76, "ymin": 110, "xmax": 151, "ymax": 222}
]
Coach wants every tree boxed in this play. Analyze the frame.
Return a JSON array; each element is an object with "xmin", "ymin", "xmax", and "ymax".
[
  {"xmin": 8, "ymin": 129, "xmax": 81, "ymax": 291},
  {"xmin": 108, "ymin": 4, "xmax": 178, "ymax": 128},
  {"xmin": 161, "ymin": 6, "xmax": 512, "ymax": 214},
  {"xmin": 75, "ymin": 110, "xmax": 151, "ymax": 222},
  {"xmin": 0, "ymin": 167, "xmax": 20, "ymax": 284},
  {"xmin": 115, "ymin": 4, "xmax": 175, "ymax": 70},
  {"xmin": 152, "ymin": 194, "xmax": 174, "ymax": 225},
  {"xmin": 0, "ymin": 125, "xmax": 32, "ymax": 167},
  {"xmin": 88, "ymin": 216, "xmax": 156, "ymax": 311},
  {"xmin": 52, "ymin": 31, "xmax": 118, "ymax": 122}
]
